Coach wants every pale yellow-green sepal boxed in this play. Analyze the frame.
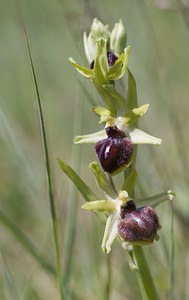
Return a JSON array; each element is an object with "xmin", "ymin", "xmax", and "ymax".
[
  {"xmin": 110, "ymin": 19, "xmax": 127, "ymax": 55},
  {"xmin": 127, "ymin": 127, "xmax": 162, "ymax": 145},
  {"xmin": 74, "ymin": 130, "xmax": 106, "ymax": 144},
  {"xmin": 121, "ymin": 104, "xmax": 150, "ymax": 126},
  {"xmin": 69, "ymin": 57, "xmax": 93, "ymax": 79},
  {"xmin": 101, "ymin": 212, "xmax": 119, "ymax": 254},
  {"xmin": 91, "ymin": 106, "xmax": 114, "ymax": 123},
  {"xmin": 81, "ymin": 200, "xmax": 116, "ymax": 213}
]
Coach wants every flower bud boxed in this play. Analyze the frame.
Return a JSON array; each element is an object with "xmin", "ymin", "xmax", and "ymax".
[
  {"xmin": 83, "ymin": 18, "xmax": 110, "ymax": 63},
  {"xmin": 90, "ymin": 51, "xmax": 118, "ymax": 69},
  {"xmin": 95, "ymin": 126, "xmax": 134, "ymax": 174},
  {"xmin": 118, "ymin": 200, "xmax": 160, "ymax": 244},
  {"xmin": 110, "ymin": 20, "xmax": 127, "ymax": 55}
]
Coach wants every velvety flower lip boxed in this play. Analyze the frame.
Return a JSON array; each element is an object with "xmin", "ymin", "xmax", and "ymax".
[
  {"xmin": 81, "ymin": 188, "xmax": 174, "ymax": 253},
  {"xmin": 95, "ymin": 126, "xmax": 134, "ymax": 174},
  {"xmin": 118, "ymin": 200, "xmax": 161, "ymax": 244}
]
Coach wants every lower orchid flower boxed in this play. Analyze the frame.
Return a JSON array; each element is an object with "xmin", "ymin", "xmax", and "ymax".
[{"xmin": 82, "ymin": 190, "xmax": 161, "ymax": 253}]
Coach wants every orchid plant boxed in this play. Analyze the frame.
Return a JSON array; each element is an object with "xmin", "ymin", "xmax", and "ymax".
[{"xmin": 59, "ymin": 18, "xmax": 175, "ymax": 299}]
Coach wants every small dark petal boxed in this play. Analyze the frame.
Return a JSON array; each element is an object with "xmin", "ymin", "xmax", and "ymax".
[
  {"xmin": 118, "ymin": 205, "xmax": 160, "ymax": 244},
  {"xmin": 120, "ymin": 200, "xmax": 136, "ymax": 219},
  {"xmin": 105, "ymin": 126, "xmax": 126, "ymax": 139},
  {"xmin": 90, "ymin": 60, "xmax": 94, "ymax": 69},
  {"xmin": 107, "ymin": 51, "xmax": 118, "ymax": 66},
  {"xmin": 90, "ymin": 51, "xmax": 118, "ymax": 69}
]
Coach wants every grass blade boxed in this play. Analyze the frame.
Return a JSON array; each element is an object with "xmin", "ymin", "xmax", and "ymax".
[
  {"xmin": 0, "ymin": 210, "xmax": 55, "ymax": 276},
  {"xmin": 24, "ymin": 31, "xmax": 63, "ymax": 300},
  {"xmin": 62, "ymin": 92, "xmax": 82, "ymax": 299},
  {"xmin": 58, "ymin": 159, "xmax": 97, "ymax": 202},
  {"xmin": 58, "ymin": 159, "xmax": 106, "ymax": 223}
]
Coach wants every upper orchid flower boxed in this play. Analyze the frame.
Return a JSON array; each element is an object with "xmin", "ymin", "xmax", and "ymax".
[
  {"xmin": 69, "ymin": 19, "xmax": 130, "ymax": 116},
  {"xmin": 74, "ymin": 103, "xmax": 162, "ymax": 175}
]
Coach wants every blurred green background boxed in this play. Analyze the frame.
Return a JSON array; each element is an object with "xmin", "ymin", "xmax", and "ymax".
[{"xmin": 1, "ymin": 0, "xmax": 189, "ymax": 299}]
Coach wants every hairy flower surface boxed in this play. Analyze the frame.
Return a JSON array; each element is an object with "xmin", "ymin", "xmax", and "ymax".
[
  {"xmin": 95, "ymin": 126, "xmax": 134, "ymax": 174},
  {"xmin": 82, "ymin": 190, "xmax": 163, "ymax": 253},
  {"xmin": 118, "ymin": 200, "xmax": 160, "ymax": 244}
]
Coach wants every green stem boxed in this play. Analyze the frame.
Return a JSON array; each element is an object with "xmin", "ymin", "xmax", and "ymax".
[
  {"xmin": 133, "ymin": 246, "xmax": 159, "ymax": 300},
  {"xmin": 106, "ymin": 174, "xmax": 117, "ymax": 195},
  {"xmin": 105, "ymin": 253, "xmax": 112, "ymax": 300},
  {"xmin": 24, "ymin": 31, "xmax": 63, "ymax": 300}
]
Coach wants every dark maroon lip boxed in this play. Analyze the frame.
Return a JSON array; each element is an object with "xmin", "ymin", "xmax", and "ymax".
[
  {"xmin": 118, "ymin": 203, "xmax": 160, "ymax": 243},
  {"xmin": 95, "ymin": 126, "xmax": 133, "ymax": 174}
]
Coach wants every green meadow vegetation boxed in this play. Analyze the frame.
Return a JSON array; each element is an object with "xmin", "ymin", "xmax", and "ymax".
[{"xmin": 1, "ymin": 0, "xmax": 189, "ymax": 299}]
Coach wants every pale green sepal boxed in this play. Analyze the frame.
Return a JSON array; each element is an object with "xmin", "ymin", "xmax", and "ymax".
[
  {"xmin": 91, "ymin": 106, "xmax": 112, "ymax": 117},
  {"xmin": 83, "ymin": 31, "xmax": 96, "ymax": 64},
  {"xmin": 121, "ymin": 104, "xmax": 149, "ymax": 126},
  {"xmin": 110, "ymin": 19, "xmax": 127, "ymax": 55},
  {"xmin": 90, "ymin": 18, "xmax": 110, "ymax": 48},
  {"xmin": 69, "ymin": 58, "xmax": 93, "ymax": 78},
  {"xmin": 101, "ymin": 212, "xmax": 119, "ymax": 253},
  {"xmin": 137, "ymin": 190, "xmax": 175, "ymax": 207},
  {"xmin": 127, "ymin": 127, "xmax": 162, "ymax": 145},
  {"xmin": 91, "ymin": 106, "xmax": 114, "ymax": 123},
  {"xmin": 74, "ymin": 130, "xmax": 106, "ymax": 144},
  {"xmin": 83, "ymin": 18, "xmax": 110, "ymax": 63},
  {"xmin": 121, "ymin": 168, "xmax": 137, "ymax": 196},
  {"xmin": 108, "ymin": 46, "xmax": 130, "ymax": 81},
  {"xmin": 81, "ymin": 200, "xmax": 116, "ymax": 212},
  {"xmin": 89, "ymin": 161, "xmax": 117, "ymax": 197}
]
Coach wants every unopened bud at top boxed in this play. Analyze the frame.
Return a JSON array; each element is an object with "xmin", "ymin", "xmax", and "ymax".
[
  {"xmin": 83, "ymin": 18, "xmax": 110, "ymax": 63},
  {"xmin": 110, "ymin": 20, "xmax": 127, "ymax": 56}
]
